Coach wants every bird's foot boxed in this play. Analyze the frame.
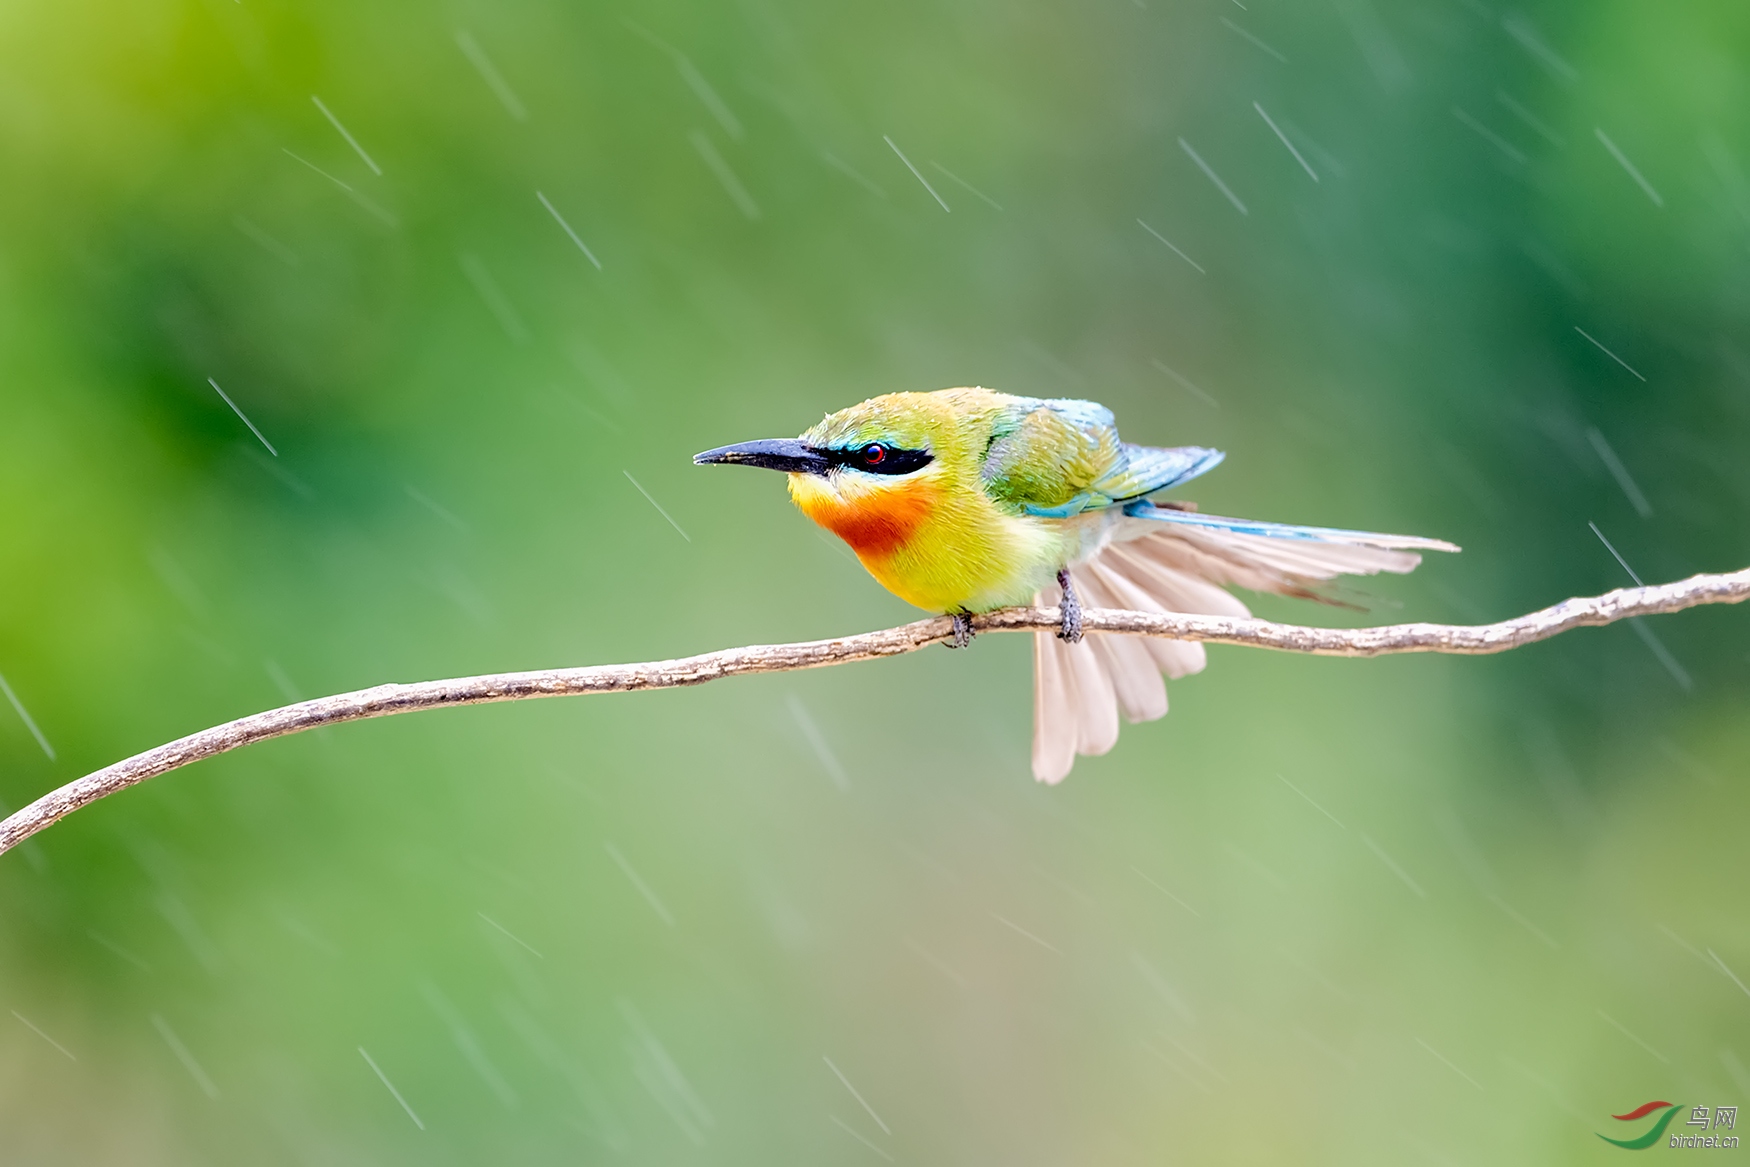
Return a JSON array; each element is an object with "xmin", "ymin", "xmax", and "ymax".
[
  {"xmin": 1056, "ymin": 570, "xmax": 1084, "ymax": 643},
  {"xmin": 948, "ymin": 611, "xmax": 975, "ymax": 649}
]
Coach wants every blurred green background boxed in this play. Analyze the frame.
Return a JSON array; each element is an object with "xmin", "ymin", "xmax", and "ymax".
[{"xmin": 1, "ymin": 0, "xmax": 1747, "ymax": 1161}]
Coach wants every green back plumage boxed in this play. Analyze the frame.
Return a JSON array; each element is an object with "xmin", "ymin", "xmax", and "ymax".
[
  {"xmin": 982, "ymin": 399, "xmax": 1120, "ymax": 510},
  {"xmin": 979, "ymin": 394, "xmax": 1223, "ymax": 517}
]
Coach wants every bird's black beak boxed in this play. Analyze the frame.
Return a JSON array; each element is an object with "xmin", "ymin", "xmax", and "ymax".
[{"xmin": 693, "ymin": 438, "xmax": 831, "ymax": 475}]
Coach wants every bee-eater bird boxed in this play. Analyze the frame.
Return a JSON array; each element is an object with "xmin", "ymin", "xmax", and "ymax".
[{"xmin": 696, "ymin": 388, "xmax": 1458, "ymax": 783}]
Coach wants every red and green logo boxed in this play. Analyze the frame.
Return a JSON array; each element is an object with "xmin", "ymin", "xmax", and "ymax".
[{"xmin": 1599, "ymin": 1101, "xmax": 1682, "ymax": 1150}]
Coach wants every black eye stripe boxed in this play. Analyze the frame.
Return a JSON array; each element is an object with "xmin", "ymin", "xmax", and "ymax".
[{"xmin": 824, "ymin": 444, "xmax": 933, "ymax": 475}]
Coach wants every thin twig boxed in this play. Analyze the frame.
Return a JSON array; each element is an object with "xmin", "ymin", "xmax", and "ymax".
[{"xmin": 2, "ymin": 568, "xmax": 1745, "ymax": 857}]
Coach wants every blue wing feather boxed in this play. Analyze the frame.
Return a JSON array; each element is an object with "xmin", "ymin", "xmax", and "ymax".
[
  {"xmin": 1020, "ymin": 445, "xmax": 1223, "ymax": 517},
  {"xmin": 1096, "ymin": 444, "xmax": 1225, "ymax": 499}
]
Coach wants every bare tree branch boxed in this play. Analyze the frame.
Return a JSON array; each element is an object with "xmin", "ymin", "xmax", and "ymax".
[{"xmin": 3, "ymin": 567, "xmax": 1745, "ymax": 857}]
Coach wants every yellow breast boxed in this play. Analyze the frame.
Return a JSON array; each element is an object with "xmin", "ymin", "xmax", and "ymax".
[{"xmin": 788, "ymin": 470, "xmax": 1063, "ymax": 612}]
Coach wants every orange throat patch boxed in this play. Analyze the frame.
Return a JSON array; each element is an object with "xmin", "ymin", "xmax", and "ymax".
[{"xmin": 790, "ymin": 474, "xmax": 936, "ymax": 560}]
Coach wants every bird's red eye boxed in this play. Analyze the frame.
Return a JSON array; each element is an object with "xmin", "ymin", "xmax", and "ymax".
[{"xmin": 861, "ymin": 444, "xmax": 886, "ymax": 465}]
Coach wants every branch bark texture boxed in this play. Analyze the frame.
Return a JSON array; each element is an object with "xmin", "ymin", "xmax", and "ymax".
[{"xmin": 3, "ymin": 567, "xmax": 1746, "ymax": 856}]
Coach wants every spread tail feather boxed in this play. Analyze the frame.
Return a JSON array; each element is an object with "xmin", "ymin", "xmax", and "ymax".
[
  {"xmin": 1121, "ymin": 500, "xmax": 1462, "ymax": 554},
  {"xmin": 1030, "ymin": 516, "xmax": 1454, "ymax": 783}
]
